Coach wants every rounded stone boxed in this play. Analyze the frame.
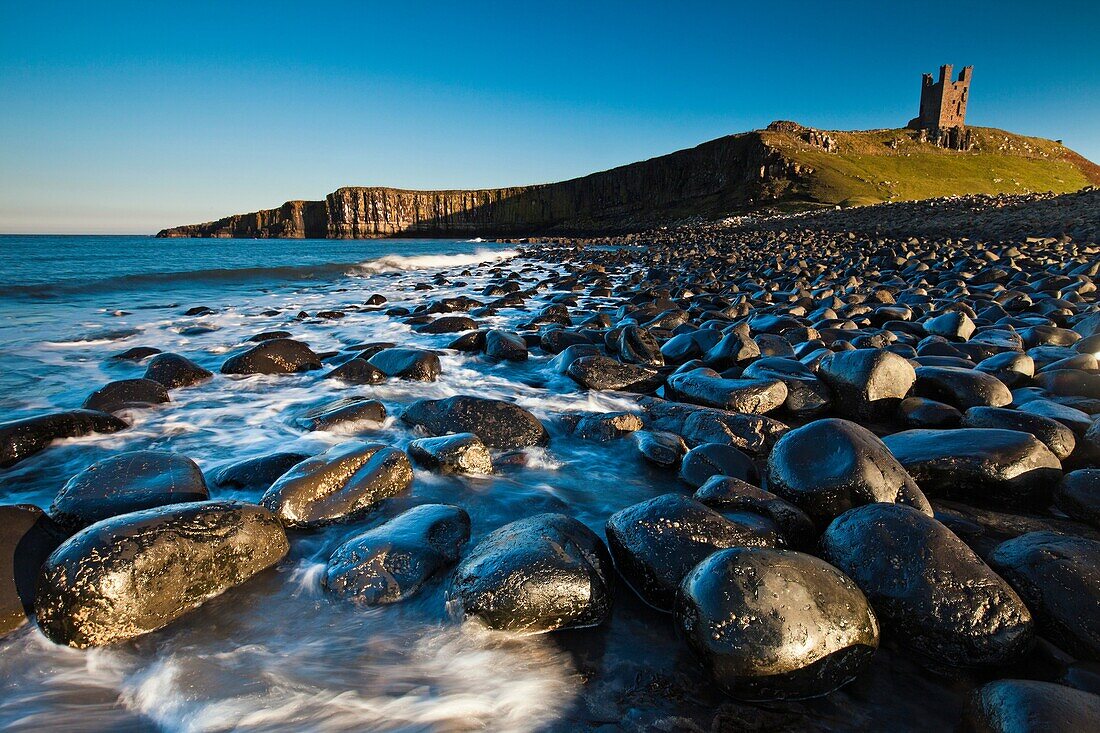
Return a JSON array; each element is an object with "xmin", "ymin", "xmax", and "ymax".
[
  {"xmin": 675, "ymin": 547, "xmax": 879, "ymax": 701},
  {"xmin": 221, "ymin": 338, "xmax": 322, "ymax": 375},
  {"xmin": 34, "ymin": 500, "xmax": 288, "ymax": 648},
  {"xmin": 401, "ymin": 396, "xmax": 548, "ymax": 449},
  {"xmin": 765, "ymin": 418, "xmax": 931, "ymax": 527},
  {"xmin": 447, "ymin": 513, "xmax": 612, "ymax": 633},
  {"xmin": 50, "ymin": 450, "xmax": 209, "ymax": 531},
  {"xmin": 822, "ymin": 503, "xmax": 1034, "ymax": 668}
]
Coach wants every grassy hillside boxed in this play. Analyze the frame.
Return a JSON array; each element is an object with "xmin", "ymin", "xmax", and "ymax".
[{"xmin": 761, "ymin": 126, "xmax": 1099, "ymax": 210}]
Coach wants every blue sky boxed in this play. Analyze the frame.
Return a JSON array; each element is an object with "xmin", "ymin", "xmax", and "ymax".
[{"xmin": 2, "ymin": 1, "xmax": 1098, "ymax": 233}]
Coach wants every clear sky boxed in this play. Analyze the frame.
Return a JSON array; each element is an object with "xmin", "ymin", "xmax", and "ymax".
[{"xmin": 2, "ymin": 1, "xmax": 1098, "ymax": 234}]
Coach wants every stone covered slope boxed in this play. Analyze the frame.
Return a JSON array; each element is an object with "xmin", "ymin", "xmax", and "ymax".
[{"xmin": 157, "ymin": 124, "xmax": 1099, "ymax": 239}]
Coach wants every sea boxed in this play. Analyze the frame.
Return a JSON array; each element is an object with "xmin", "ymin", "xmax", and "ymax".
[{"xmin": 0, "ymin": 234, "xmax": 685, "ymax": 732}]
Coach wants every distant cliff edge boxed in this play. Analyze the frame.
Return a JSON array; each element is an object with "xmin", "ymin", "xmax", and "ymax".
[{"xmin": 157, "ymin": 123, "xmax": 1100, "ymax": 239}]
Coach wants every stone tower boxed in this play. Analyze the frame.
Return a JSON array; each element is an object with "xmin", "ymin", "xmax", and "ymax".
[{"xmin": 908, "ymin": 64, "xmax": 972, "ymax": 130}]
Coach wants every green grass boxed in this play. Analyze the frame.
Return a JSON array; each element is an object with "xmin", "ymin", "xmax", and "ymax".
[{"xmin": 762, "ymin": 127, "xmax": 1096, "ymax": 208}]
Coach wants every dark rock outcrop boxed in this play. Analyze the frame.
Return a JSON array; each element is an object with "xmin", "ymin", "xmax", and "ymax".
[
  {"xmin": 0, "ymin": 410, "xmax": 128, "ymax": 468},
  {"xmin": 401, "ymin": 396, "xmax": 548, "ymax": 449}
]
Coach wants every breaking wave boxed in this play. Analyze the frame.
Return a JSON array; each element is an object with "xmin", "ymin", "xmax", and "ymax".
[{"xmin": 352, "ymin": 249, "xmax": 519, "ymax": 274}]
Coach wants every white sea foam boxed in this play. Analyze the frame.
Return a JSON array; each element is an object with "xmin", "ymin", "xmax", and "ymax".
[{"xmin": 352, "ymin": 248, "xmax": 518, "ymax": 274}]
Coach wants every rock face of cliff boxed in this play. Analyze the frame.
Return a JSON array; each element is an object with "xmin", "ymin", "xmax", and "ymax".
[{"xmin": 157, "ymin": 124, "xmax": 1099, "ymax": 239}]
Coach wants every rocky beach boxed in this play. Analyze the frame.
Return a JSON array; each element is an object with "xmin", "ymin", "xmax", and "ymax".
[{"xmin": 2, "ymin": 188, "xmax": 1100, "ymax": 731}]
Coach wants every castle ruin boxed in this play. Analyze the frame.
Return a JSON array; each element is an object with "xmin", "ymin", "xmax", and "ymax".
[{"xmin": 908, "ymin": 64, "xmax": 973, "ymax": 149}]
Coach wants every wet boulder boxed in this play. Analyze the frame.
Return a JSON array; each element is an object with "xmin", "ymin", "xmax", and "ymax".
[
  {"xmin": 617, "ymin": 325, "xmax": 664, "ymax": 366},
  {"xmin": 260, "ymin": 442, "xmax": 413, "ymax": 528},
  {"xmin": 913, "ymin": 366, "xmax": 1013, "ymax": 410},
  {"xmin": 401, "ymin": 396, "xmax": 548, "ymax": 449},
  {"xmin": 210, "ymin": 452, "xmax": 311, "ymax": 494},
  {"xmin": 416, "ymin": 315, "xmax": 478, "ymax": 334},
  {"xmin": 695, "ymin": 476, "xmax": 815, "ymax": 550},
  {"xmin": 547, "ymin": 344, "xmax": 602, "ymax": 373},
  {"xmin": 675, "ymin": 547, "xmax": 879, "ymax": 701},
  {"xmin": 408, "ymin": 433, "xmax": 492, "ymax": 474},
  {"xmin": 324, "ymin": 358, "xmax": 387, "ymax": 385},
  {"xmin": 766, "ymin": 418, "xmax": 931, "ymax": 527},
  {"xmin": 50, "ymin": 450, "xmax": 209, "ymax": 531},
  {"xmin": 324, "ymin": 504, "xmax": 471, "ymax": 605},
  {"xmin": 883, "ymin": 428, "xmax": 1062, "ymax": 508},
  {"xmin": 0, "ymin": 505, "xmax": 66, "ymax": 636},
  {"xmin": 367, "ymin": 348, "xmax": 442, "ymax": 382},
  {"xmin": 35, "ymin": 500, "xmax": 287, "ymax": 648},
  {"xmin": 447, "ymin": 513, "xmax": 612, "ymax": 633},
  {"xmin": 962, "ymin": 679, "xmax": 1100, "ymax": 733},
  {"xmin": 899, "ymin": 397, "xmax": 962, "ymax": 428},
  {"xmin": 962, "ymin": 406, "xmax": 1076, "ymax": 461},
  {"xmin": 484, "ymin": 330, "xmax": 528, "ymax": 361},
  {"xmin": 0, "ymin": 410, "xmax": 128, "ymax": 468},
  {"xmin": 975, "ymin": 351, "xmax": 1035, "ymax": 389},
  {"xmin": 566, "ymin": 411, "xmax": 643, "ymax": 442},
  {"xmin": 925, "ymin": 311, "xmax": 976, "ymax": 341},
  {"xmin": 298, "ymin": 398, "xmax": 386, "ymax": 432},
  {"xmin": 632, "ymin": 429, "xmax": 688, "ymax": 467},
  {"xmin": 666, "ymin": 369, "xmax": 787, "ymax": 414},
  {"xmin": 82, "ymin": 378, "xmax": 170, "ymax": 414},
  {"xmin": 822, "ymin": 503, "xmax": 1033, "ymax": 669},
  {"xmin": 742, "ymin": 357, "xmax": 832, "ymax": 416},
  {"xmin": 990, "ymin": 532, "xmax": 1100, "ymax": 661},
  {"xmin": 679, "ymin": 442, "xmax": 759, "ymax": 487},
  {"xmin": 567, "ymin": 355, "xmax": 662, "ymax": 393},
  {"xmin": 1054, "ymin": 470, "xmax": 1100, "ymax": 528},
  {"xmin": 143, "ymin": 353, "xmax": 213, "ymax": 389},
  {"xmin": 606, "ymin": 493, "xmax": 777, "ymax": 611},
  {"xmin": 817, "ymin": 349, "xmax": 916, "ymax": 419},
  {"xmin": 221, "ymin": 338, "xmax": 322, "ymax": 375}
]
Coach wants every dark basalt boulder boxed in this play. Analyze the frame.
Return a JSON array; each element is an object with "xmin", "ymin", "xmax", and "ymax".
[
  {"xmin": 565, "ymin": 411, "xmax": 643, "ymax": 442},
  {"xmin": 220, "ymin": 338, "xmax": 322, "ymax": 375},
  {"xmin": 632, "ymin": 429, "xmax": 688, "ymax": 466},
  {"xmin": 913, "ymin": 366, "xmax": 1013, "ymax": 410},
  {"xmin": 401, "ymin": 396, "xmax": 548, "ymax": 449},
  {"xmin": 408, "ymin": 433, "xmax": 492, "ymax": 474},
  {"xmin": 816, "ymin": 349, "xmax": 916, "ymax": 419},
  {"xmin": 447, "ymin": 513, "xmax": 612, "ymax": 633},
  {"xmin": 298, "ymin": 398, "xmax": 386, "ymax": 432},
  {"xmin": 962, "ymin": 679, "xmax": 1100, "ymax": 733},
  {"xmin": 679, "ymin": 407, "xmax": 789, "ymax": 455},
  {"xmin": 617, "ymin": 325, "xmax": 664, "ymax": 366},
  {"xmin": 0, "ymin": 410, "xmax": 128, "ymax": 468},
  {"xmin": 324, "ymin": 504, "xmax": 471, "ymax": 605},
  {"xmin": 694, "ymin": 476, "xmax": 815, "ymax": 550},
  {"xmin": 416, "ymin": 315, "xmax": 478, "ymax": 334},
  {"xmin": 822, "ymin": 503, "xmax": 1033, "ymax": 669},
  {"xmin": 606, "ymin": 493, "xmax": 777, "ymax": 611},
  {"xmin": 883, "ymin": 428, "xmax": 1062, "ymax": 508},
  {"xmin": 566, "ymin": 355, "xmax": 662, "ymax": 393},
  {"xmin": 679, "ymin": 442, "xmax": 759, "ymax": 487},
  {"xmin": 990, "ymin": 532, "xmax": 1100, "ymax": 661},
  {"xmin": 34, "ymin": 500, "xmax": 288, "ymax": 648},
  {"xmin": 899, "ymin": 396, "xmax": 962, "ymax": 428},
  {"xmin": 976, "ymin": 351, "xmax": 1035, "ymax": 389},
  {"xmin": 248, "ymin": 330, "xmax": 292, "ymax": 342},
  {"xmin": 143, "ymin": 353, "xmax": 213, "ymax": 389},
  {"xmin": 742, "ymin": 357, "xmax": 832, "ymax": 416},
  {"xmin": 0, "ymin": 505, "xmax": 66, "ymax": 636},
  {"xmin": 765, "ymin": 418, "xmax": 931, "ymax": 527},
  {"xmin": 703, "ymin": 325, "xmax": 760, "ymax": 367},
  {"xmin": 367, "ymin": 348, "xmax": 442, "ymax": 382},
  {"xmin": 666, "ymin": 369, "xmax": 787, "ymax": 414},
  {"xmin": 112, "ymin": 346, "xmax": 161, "ymax": 362},
  {"xmin": 260, "ymin": 441, "xmax": 413, "ymax": 528},
  {"xmin": 324, "ymin": 358, "xmax": 387, "ymax": 385},
  {"xmin": 210, "ymin": 452, "xmax": 311, "ymax": 493},
  {"xmin": 1054, "ymin": 470, "xmax": 1100, "ymax": 528},
  {"xmin": 484, "ymin": 329, "xmax": 528, "ymax": 361},
  {"xmin": 82, "ymin": 378, "xmax": 170, "ymax": 414},
  {"xmin": 49, "ymin": 450, "xmax": 209, "ymax": 531},
  {"xmin": 548, "ymin": 344, "xmax": 602, "ymax": 373},
  {"xmin": 925, "ymin": 311, "xmax": 976, "ymax": 341},
  {"xmin": 675, "ymin": 547, "xmax": 879, "ymax": 701},
  {"xmin": 962, "ymin": 406, "xmax": 1077, "ymax": 461}
]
